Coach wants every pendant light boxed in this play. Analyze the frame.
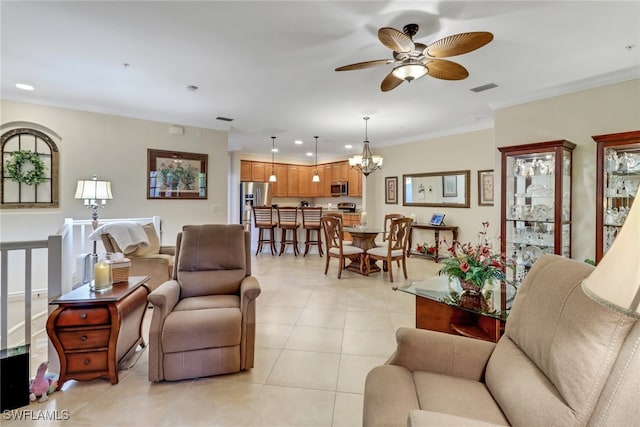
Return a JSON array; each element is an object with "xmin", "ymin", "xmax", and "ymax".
[
  {"xmin": 312, "ymin": 136, "xmax": 320, "ymax": 182},
  {"xmin": 268, "ymin": 136, "xmax": 277, "ymax": 182},
  {"xmin": 348, "ymin": 117, "xmax": 383, "ymax": 177}
]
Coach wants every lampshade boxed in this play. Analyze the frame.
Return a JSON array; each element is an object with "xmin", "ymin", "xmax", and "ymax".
[
  {"xmin": 581, "ymin": 198, "xmax": 640, "ymax": 318},
  {"xmin": 348, "ymin": 117, "xmax": 383, "ymax": 177},
  {"xmin": 74, "ymin": 176, "xmax": 113, "ymax": 201},
  {"xmin": 391, "ymin": 62, "xmax": 428, "ymax": 82}
]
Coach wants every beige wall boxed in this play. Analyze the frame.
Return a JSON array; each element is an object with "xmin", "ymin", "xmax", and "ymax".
[
  {"xmin": 0, "ymin": 100, "xmax": 229, "ymax": 245},
  {"xmin": 369, "ymin": 128, "xmax": 499, "ymax": 250}
]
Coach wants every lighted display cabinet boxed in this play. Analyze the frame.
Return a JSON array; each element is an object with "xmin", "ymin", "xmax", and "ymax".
[
  {"xmin": 499, "ymin": 140, "xmax": 575, "ymax": 306},
  {"xmin": 592, "ymin": 131, "xmax": 640, "ymax": 264}
]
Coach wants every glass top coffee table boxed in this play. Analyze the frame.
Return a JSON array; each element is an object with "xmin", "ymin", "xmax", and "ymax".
[{"xmin": 395, "ymin": 276, "xmax": 506, "ymax": 342}]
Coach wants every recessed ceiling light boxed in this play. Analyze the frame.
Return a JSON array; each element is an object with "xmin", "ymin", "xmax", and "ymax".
[
  {"xmin": 16, "ymin": 83, "xmax": 34, "ymax": 91},
  {"xmin": 345, "ymin": 144, "xmax": 353, "ymax": 149},
  {"xmin": 306, "ymin": 152, "xmax": 313, "ymax": 156},
  {"xmin": 294, "ymin": 140, "xmax": 303, "ymax": 145},
  {"xmin": 271, "ymin": 148, "xmax": 279, "ymax": 153}
]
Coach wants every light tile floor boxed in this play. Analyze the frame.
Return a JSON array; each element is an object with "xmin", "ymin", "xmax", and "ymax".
[{"xmin": 7, "ymin": 251, "xmax": 441, "ymax": 426}]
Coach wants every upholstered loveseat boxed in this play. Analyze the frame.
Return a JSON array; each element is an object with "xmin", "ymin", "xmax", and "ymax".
[{"xmin": 363, "ymin": 254, "xmax": 639, "ymax": 426}]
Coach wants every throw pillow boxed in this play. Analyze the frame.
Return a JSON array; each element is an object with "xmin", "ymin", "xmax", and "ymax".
[{"xmin": 131, "ymin": 223, "xmax": 160, "ymax": 256}]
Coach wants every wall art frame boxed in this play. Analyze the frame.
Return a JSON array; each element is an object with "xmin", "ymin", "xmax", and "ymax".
[
  {"xmin": 478, "ymin": 169, "xmax": 494, "ymax": 206},
  {"xmin": 385, "ymin": 176, "xmax": 398, "ymax": 204},
  {"xmin": 147, "ymin": 148, "xmax": 207, "ymax": 199}
]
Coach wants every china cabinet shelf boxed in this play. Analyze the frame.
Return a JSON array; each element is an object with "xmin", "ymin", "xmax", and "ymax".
[
  {"xmin": 592, "ymin": 130, "xmax": 640, "ymax": 263},
  {"xmin": 499, "ymin": 140, "xmax": 575, "ymax": 307}
]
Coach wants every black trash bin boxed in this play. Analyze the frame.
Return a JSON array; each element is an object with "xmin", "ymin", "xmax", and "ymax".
[{"xmin": 0, "ymin": 344, "xmax": 30, "ymax": 411}]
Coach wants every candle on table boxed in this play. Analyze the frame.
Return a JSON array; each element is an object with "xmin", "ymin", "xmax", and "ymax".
[
  {"xmin": 94, "ymin": 261, "xmax": 111, "ymax": 290},
  {"xmin": 360, "ymin": 211, "xmax": 367, "ymax": 224}
]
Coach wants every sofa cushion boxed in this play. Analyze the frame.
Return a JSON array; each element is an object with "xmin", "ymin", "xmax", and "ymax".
[
  {"xmin": 173, "ymin": 295, "xmax": 240, "ymax": 312},
  {"xmin": 414, "ymin": 371, "xmax": 508, "ymax": 425},
  {"xmin": 162, "ymin": 306, "xmax": 241, "ymax": 353}
]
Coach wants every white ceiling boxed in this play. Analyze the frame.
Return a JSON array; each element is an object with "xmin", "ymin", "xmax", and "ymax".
[{"xmin": 2, "ymin": 1, "xmax": 639, "ymax": 163}]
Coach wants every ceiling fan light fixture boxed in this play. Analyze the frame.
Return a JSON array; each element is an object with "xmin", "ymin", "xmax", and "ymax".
[{"xmin": 392, "ymin": 62, "xmax": 427, "ymax": 82}]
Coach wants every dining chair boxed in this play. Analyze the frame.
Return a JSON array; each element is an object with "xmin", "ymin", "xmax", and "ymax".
[
  {"xmin": 252, "ymin": 206, "xmax": 277, "ymax": 255},
  {"xmin": 324, "ymin": 211, "xmax": 351, "ymax": 245},
  {"xmin": 366, "ymin": 217, "xmax": 413, "ymax": 282},
  {"xmin": 321, "ymin": 215, "xmax": 364, "ymax": 279},
  {"xmin": 277, "ymin": 206, "xmax": 300, "ymax": 256},
  {"xmin": 301, "ymin": 206, "xmax": 323, "ymax": 257},
  {"xmin": 382, "ymin": 213, "xmax": 404, "ymax": 241}
]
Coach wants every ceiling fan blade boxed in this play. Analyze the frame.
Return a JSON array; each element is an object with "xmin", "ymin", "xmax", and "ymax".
[
  {"xmin": 335, "ymin": 59, "xmax": 394, "ymax": 71},
  {"xmin": 424, "ymin": 59, "xmax": 469, "ymax": 80},
  {"xmin": 378, "ymin": 27, "xmax": 415, "ymax": 53},
  {"xmin": 425, "ymin": 31, "xmax": 493, "ymax": 58},
  {"xmin": 381, "ymin": 72, "xmax": 404, "ymax": 92}
]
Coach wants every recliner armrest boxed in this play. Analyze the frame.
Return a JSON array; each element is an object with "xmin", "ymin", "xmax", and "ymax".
[
  {"xmin": 240, "ymin": 276, "xmax": 261, "ymax": 311},
  {"xmin": 387, "ymin": 327, "xmax": 496, "ymax": 382},
  {"xmin": 148, "ymin": 280, "xmax": 180, "ymax": 318},
  {"xmin": 159, "ymin": 245, "xmax": 175, "ymax": 256}
]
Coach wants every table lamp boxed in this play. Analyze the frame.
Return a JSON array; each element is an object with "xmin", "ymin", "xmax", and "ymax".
[{"xmin": 75, "ymin": 175, "xmax": 113, "ymax": 284}]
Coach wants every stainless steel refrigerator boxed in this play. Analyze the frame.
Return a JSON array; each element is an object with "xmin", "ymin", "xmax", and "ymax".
[{"xmin": 240, "ymin": 182, "xmax": 272, "ymax": 228}]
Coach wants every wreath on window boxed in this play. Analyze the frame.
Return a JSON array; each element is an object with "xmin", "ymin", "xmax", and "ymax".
[{"xmin": 4, "ymin": 150, "xmax": 46, "ymax": 185}]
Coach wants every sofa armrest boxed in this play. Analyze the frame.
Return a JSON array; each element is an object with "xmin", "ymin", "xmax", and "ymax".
[
  {"xmin": 408, "ymin": 410, "xmax": 507, "ymax": 427},
  {"xmin": 159, "ymin": 245, "xmax": 175, "ymax": 256},
  {"xmin": 148, "ymin": 280, "xmax": 180, "ymax": 317},
  {"xmin": 387, "ymin": 327, "xmax": 496, "ymax": 381},
  {"xmin": 240, "ymin": 275, "xmax": 261, "ymax": 311}
]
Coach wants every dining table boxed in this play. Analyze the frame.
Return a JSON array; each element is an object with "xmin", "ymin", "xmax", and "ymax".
[{"xmin": 343, "ymin": 227, "xmax": 383, "ymax": 275}]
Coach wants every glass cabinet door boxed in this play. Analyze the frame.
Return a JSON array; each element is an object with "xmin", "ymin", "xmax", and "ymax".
[
  {"xmin": 499, "ymin": 140, "xmax": 576, "ymax": 309},
  {"xmin": 593, "ymin": 131, "xmax": 640, "ymax": 263}
]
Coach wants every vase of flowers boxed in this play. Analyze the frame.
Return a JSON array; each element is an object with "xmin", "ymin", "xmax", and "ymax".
[{"xmin": 438, "ymin": 222, "xmax": 506, "ymax": 312}]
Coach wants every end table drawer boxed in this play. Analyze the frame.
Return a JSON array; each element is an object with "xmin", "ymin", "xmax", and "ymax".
[
  {"xmin": 56, "ymin": 307, "xmax": 109, "ymax": 327},
  {"xmin": 58, "ymin": 329, "xmax": 110, "ymax": 350},
  {"xmin": 66, "ymin": 351, "xmax": 108, "ymax": 373}
]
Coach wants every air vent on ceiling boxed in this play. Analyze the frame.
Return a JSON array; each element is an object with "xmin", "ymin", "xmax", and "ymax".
[
  {"xmin": 216, "ymin": 116, "xmax": 234, "ymax": 122},
  {"xmin": 470, "ymin": 83, "xmax": 498, "ymax": 93}
]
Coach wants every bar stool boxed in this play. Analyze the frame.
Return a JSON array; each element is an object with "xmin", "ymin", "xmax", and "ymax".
[
  {"xmin": 277, "ymin": 207, "xmax": 300, "ymax": 256},
  {"xmin": 301, "ymin": 207, "xmax": 323, "ymax": 257},
  {"xmin": 252, "ymin": 206, "xmax": 277, "ymax": 255}
]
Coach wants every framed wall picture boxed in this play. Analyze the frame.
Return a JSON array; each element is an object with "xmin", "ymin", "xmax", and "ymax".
[
  {"xmin": 385, "ymin": 176, "xmax": 398, "ymax": 204},
  {"xmin": 147, "ymin": 149, "xmax": 208, "ymax": 199},
  {"xmin": 442, "ymin": 175, "xmax": 457, "ymax": 197},
  {"xmin": 478, "ymin": 169, "xmax": 494, "ymax": 206}
]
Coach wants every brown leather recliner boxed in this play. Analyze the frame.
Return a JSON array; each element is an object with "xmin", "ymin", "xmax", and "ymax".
[{"xmin": 147, "ymin": 224, "xmax": 260, "ymax": 382}]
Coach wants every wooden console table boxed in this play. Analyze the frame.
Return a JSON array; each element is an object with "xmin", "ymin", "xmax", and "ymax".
[
  {"xmin": 47, "ymin": 276, "xmax": 150, "ymax": 389},
  {"xmin": 407, "ymin": 223, "xmax": 458, "ymax": 262}
]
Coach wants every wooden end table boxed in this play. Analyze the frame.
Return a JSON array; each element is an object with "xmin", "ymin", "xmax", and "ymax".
[{"xmin": 46, "ymin": 276, "xmax": 150, "ymax": 389}]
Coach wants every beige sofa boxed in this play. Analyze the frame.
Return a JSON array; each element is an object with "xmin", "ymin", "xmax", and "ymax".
[
  {"xmin": 363, "ymin": 254, "xmax": 639, "ymax": 426},
  {"xmin": 147, "ymin": 224, "xmax": 260, "ymax": 382},
  {"xmin": 99, "ymin": 222, "xmax": 174, "ymax": 292}
]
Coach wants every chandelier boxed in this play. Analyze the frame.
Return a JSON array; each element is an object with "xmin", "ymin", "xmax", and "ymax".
[{"xmin": 348, "ymin": 117, "xmax": 383, "ymax": 177}]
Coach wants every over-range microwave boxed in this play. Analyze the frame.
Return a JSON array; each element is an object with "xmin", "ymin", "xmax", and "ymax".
[{"xmin": 331, "ymin": 181, "xmax": 348, "ymax": 196}]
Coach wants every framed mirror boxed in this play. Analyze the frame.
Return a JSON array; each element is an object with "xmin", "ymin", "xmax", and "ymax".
[{"xmin": 402, "ymin": 170, "xmax": 470, "ymax": 208}]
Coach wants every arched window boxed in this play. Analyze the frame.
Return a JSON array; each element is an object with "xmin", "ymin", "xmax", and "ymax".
[{"xmin": 1, "ymin": 128, "xmax": 59, "ymax": 208}]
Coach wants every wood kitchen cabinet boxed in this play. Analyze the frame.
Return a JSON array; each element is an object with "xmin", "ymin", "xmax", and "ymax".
[
  {"xmin": 298, "ymin": 166, "xmax": 310, "ymax": 197},
  {"xmin": 240, "ymin": 160, "xmax": 267, "ymax": 182},
  {"xmin": 348, "ymin": 166, "xmax": 362, "ymax": 196},
  {"xmin": 330, "ymin": 162, "xmax": 349, "ymax": 182},
  {"xmin": 342, "ymin": 212, "xmax": 361, "ymax": 241},
  {"xmin": 272, "ymin": 164, "xmax": 288, "ymax": 197},
  {"xmin": 287, "ymin": 165, "xmax": 299, "ymax": 196},
  {"xmin": 240, "ymin": 161, "xmax": 252, "ymax": 182}
]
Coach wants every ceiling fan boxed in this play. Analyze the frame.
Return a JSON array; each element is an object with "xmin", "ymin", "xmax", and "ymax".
[{"xmin": 335, "ymin": 24, "xmax": 493, "ymax": 92}]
